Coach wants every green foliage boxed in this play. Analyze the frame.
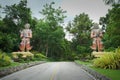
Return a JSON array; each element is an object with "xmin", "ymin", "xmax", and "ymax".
[
  {"xmin": 33, "ymin": 2, "xmax": 67, "ymax": 58},
  {"xmin": 13, "ymin": 53, "xmax": 34, "ymax": 63},
  {"xmin": 40, "ymin": 2, "xmax": 66, "ymax": 26},
  {"xmin": 116, "ymin": 47, "xmax": 120, "ymax": 53},
  {"xmin": 93, "ymin": 48, "xmax": 120, "ymax": 69},
  {"xmin": 101, "ymin": 4, "xmax": 120, "ymax": 49},
  {"xmin": 104, "ymin": 47, "xmax": 115, "ymax": 52},
  {"xmin": 92, "ymin": 66, "xmax": 120, "ymax": 80},
  {"xmin": 14, "ymin": 54, "xmax": 25, "ymax": 62},
  {"xmin": 34, "ymin": 53, "xmax": 47, "ymax": 59},
  {"xmin": 65, "ymin": 52, "xmax": 93, "ymax": 61},
  {"xmin": 66, "ymin": 13, "xmax": 92, "ymax": 54},
  {"xmin": 75, "ymin": 60, "xmax": 92, "ymax": 66},
  {"xmin": 0, "ymin": 1, "xmax": 71, "ymax": 60},
  {"xmin": 0, "ymin": 20, "xmax": 14, "ymax": 52},
  {"xmin": 0, "ymin": 52, "xmax": 12, "ymax": 67},
  {"xmin": 0, "ymin": 0, "xmax": 34, "ymax": 52},
  {"xmin": 3, "ymin": 0, "xmax": 32, "ymax": 25},
  {"xmin": 0, "ymin": 62, "xmax": 21, "ymax": 70},
  {"xmin": 76, "ymin": 46, "xmax": 87, "ymax": 54},
  {"xmin": 65, "ymin": 52, "xmax": 78, "ymax": 61},
  {"xmin": 75, "ymin": 60, "xmax": 120, "ymax": 80},
  {"xmin": 32, "ymin": 51, "xmax": 47, "ymax": 61},
  {"xmin": 78, "ymin": 53, "xmax": 94, "ymax": 61}
]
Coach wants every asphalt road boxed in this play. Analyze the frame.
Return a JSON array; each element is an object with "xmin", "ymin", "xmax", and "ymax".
[{"xmin": 0, "ymin": 62, "xmax": 96, "ymax": 80}]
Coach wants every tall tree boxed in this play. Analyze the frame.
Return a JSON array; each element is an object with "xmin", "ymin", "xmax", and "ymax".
[
  {"xmin": 3, "ymin": 0, "xmax": 32, "ymax": 27},
  {"xmin": 103, "ymin": 4, "xmax": 120, "ymax": 49},
  {"xmin": 66, "ymin": 13, "xmax": 92, "ymax": 54},
  {"xmin": 35, "ymin": 2, "xmax": 67, "ymax": 57}
]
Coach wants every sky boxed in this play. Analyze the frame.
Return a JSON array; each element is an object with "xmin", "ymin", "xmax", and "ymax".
[
  {"xmin": 0, "ymin": 0, "xmax": 110, "ymax": 23},
  {"xmin": 0, "ymin": 0, "xmax": 110, "ymax": 40}
]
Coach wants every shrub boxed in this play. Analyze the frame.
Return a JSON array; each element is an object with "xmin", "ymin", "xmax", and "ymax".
[
  {"xmin": 34, "ymin": 53, "xmax": 46, "ymax": 58},
  {"xmin": 104, "ymin": 47, "xmax": 115, "ymax": 52},
  {"xmin": 14, "ymin": 53, "xmax": 34, "ymax": 63},
  {"xmin": 93, "ymin": 47, "xmax": 120, "ymax": 69},
  {"xmin": 116, "ymin": 47, "xmax": 120, "ymax": 54},
  {"xmin": 77, "ymin": 53, "xmax": 94, "ymax": 61},
  {"xmin": 0, "ymin": 52, "xmax": 12, "ymax": 67},
  {"xmin": 66, "ymin": 52, "xmax": 77, "ymax": 61},
  {"xmin": 32, "ymin": 52, "xmax": 47, "ymax": 61}
]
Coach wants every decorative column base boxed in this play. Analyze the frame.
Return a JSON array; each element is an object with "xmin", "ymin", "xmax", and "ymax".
[
  {"xmin": 92, "ymin": 52, "xmax": 111, "ymax": 58},
  {"xmin": 12, "ymin": 52, "xmax": 34, "ymax": 59}
]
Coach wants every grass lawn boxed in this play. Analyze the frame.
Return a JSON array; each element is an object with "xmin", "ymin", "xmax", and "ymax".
[{"xmin": 75, "ymin": 60, "xmax": 120, "ymax": 80}]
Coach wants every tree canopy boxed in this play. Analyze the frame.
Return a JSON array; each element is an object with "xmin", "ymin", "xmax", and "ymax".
[
  {"xmin": 0, "ymin": 0, "xmax": 120, "ymax": 60},
  {"xmin": 0, "ymin": 0, "xmax": 33, "ymax": 52},
  {"xmin": 66, "ymin": 13, "xmax": 93, "ymax": 54},
  {"xmin": 101, "ymin": 4, "xmax": 120, "ymax": 50},
  {"xmin": 33, "ymin": 2, "xmax": 67, "ymax": 59}
]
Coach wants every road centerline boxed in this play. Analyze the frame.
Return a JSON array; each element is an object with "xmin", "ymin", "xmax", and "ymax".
[{"xmin": 50, "ymin": 63, "xmax": 59, "ymax": 80}]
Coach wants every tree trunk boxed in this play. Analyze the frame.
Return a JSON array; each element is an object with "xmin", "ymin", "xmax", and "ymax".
[{"xmin": 45, "ymin": 44, "xmax": 48, "ymax": 57}]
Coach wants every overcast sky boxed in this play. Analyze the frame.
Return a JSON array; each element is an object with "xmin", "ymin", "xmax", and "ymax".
[{"xmin": 0, "ymin": 0, "xmax": 110, "ymax": 23}]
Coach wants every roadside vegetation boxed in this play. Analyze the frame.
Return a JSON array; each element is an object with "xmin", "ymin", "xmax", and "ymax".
[
  {"xmin": 0, "ymin": 51, "xmax": 48, "ymax": 70},
  {"xmin": 75, "ymin": 60, "xmax": 120, "ymax": 80},
  {"xmin": 0, "ymin": 0, "xmax": 120, "ymax": 80},
  {"xmin": 0, "ymin": 0, "xmax": 119, "ymax": 61},
  {"xmin": 75, "ymin": 47, "xmax": 120, "ymax": 80},
  {"xmin": 93, "ymin": 48, "xmax": 120, "ymax": 69}
]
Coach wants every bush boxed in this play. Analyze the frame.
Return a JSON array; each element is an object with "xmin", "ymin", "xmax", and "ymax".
[
  {"xmin": 116, "ymin": 47, "xmax": 120, "ymax": 54},
  {"xmin": 77, "ymin": 53, "xmax": 94, "ymax": 61},
  {"xmin": 93, "ymin": 47, "xmax": 120, "ymax": 69},
  {"xmin": 34, "ymin": 54, "xmax": 46, "ymax": 61},
  {"xmin": 66, "ymin": 52, "xmax": 77, "ymax": 61},
  {"xmin": 0, "ymin": 52, "xmax": 12, "ymax": 67},
  {"xmin": 32, "ymin": 52, "xmax": 47, "ymax": 61},
  {"xmin": 14, "ymin": 54, "xmax": 34, "ymax": 63},
  {"xmin": 104, "ymin": 47, "xmax": 115, "ymax": 52},
  {"xmin": 34, "ymin": 53, "xmax": 47, "ymax": 59}
]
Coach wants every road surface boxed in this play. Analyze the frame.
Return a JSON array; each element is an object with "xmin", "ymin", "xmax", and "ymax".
[{"xmin": 0, "ymin": 62, "xmax": 96, "ymax": 80}]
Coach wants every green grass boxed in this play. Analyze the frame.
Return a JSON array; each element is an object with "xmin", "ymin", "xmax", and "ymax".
[
  {"xmin": 0, "ymin": 60, "xmax": 47, "ymax": 70},
  {"xmin": 92, "ymin": 67, "xmax": 120, "ymax": 80},
  {"xmin": 75, "ymin": 60, "xmax": 120, "ymax": 80},
  {"xmin": 75, "ymin": 60, "xmax": 92, "ymax": 66},
  {"xmin": 0, "ymin": 62, "xmax": 21, "ymax": 70}
]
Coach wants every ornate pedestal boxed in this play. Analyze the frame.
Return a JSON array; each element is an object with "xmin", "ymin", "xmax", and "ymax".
[
  {"xmin": 92, "ymin": 52, "xmax": 111, "ymax": 58},
  {"xmin": 12, "ymin": 52, "xmax": 34, "ymax": 58}
]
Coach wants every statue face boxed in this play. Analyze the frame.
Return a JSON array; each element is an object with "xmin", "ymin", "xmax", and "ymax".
[{"xmin": 24, "ymin": 23, "xmax": 30, "ymax": 29}]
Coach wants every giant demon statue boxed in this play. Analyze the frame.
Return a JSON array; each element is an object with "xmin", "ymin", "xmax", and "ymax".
[
  {"xmin": 19, "ymin": 23, "xmax": 32, "ymax": 52},
  {"xmin": 90, "ymin": 23, "xmax": 104, "ymax": 52}
]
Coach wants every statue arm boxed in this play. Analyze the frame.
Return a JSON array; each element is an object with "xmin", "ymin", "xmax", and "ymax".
[
  {"xmin": 91, "ymin": 31, "xmax": 95, "ymax": 38},
  {"xmin": 99, "ymin": 32, "xmax": 103, "ymax": 38},
  {"xmin": 20, "ymin": 31, "xmax": 23, "ymax": 38},
  {"xmin": 29, "ymin": 30, "xmax": 32, "ymax": 38}
]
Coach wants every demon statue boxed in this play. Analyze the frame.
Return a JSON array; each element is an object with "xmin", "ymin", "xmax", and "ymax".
[
  {"xmin": 19, "ymin": 23, "xmax": 32, "ymax": 52},
  {"xmin": 90, "ymin": 23, "xmax": 103, "ymax": 52}
]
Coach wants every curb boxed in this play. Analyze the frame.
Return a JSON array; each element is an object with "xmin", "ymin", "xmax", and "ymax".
[
  {"xmin": 75, "ymin": 62, "xmax": 111, "ymax": 80},
  {"xmin": 0, "ymin": 61, "xmax": 46, "ymax": 78}
]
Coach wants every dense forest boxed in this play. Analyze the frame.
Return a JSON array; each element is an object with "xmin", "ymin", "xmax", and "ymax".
[{"xmin": 0, "ymin": 0, "xmax": 120, "ymax": 60}]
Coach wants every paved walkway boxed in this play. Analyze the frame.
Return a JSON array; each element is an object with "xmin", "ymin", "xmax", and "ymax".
[{"xmin": 0, "ymin": 62, "xmax": 96, "ymax": 80}]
